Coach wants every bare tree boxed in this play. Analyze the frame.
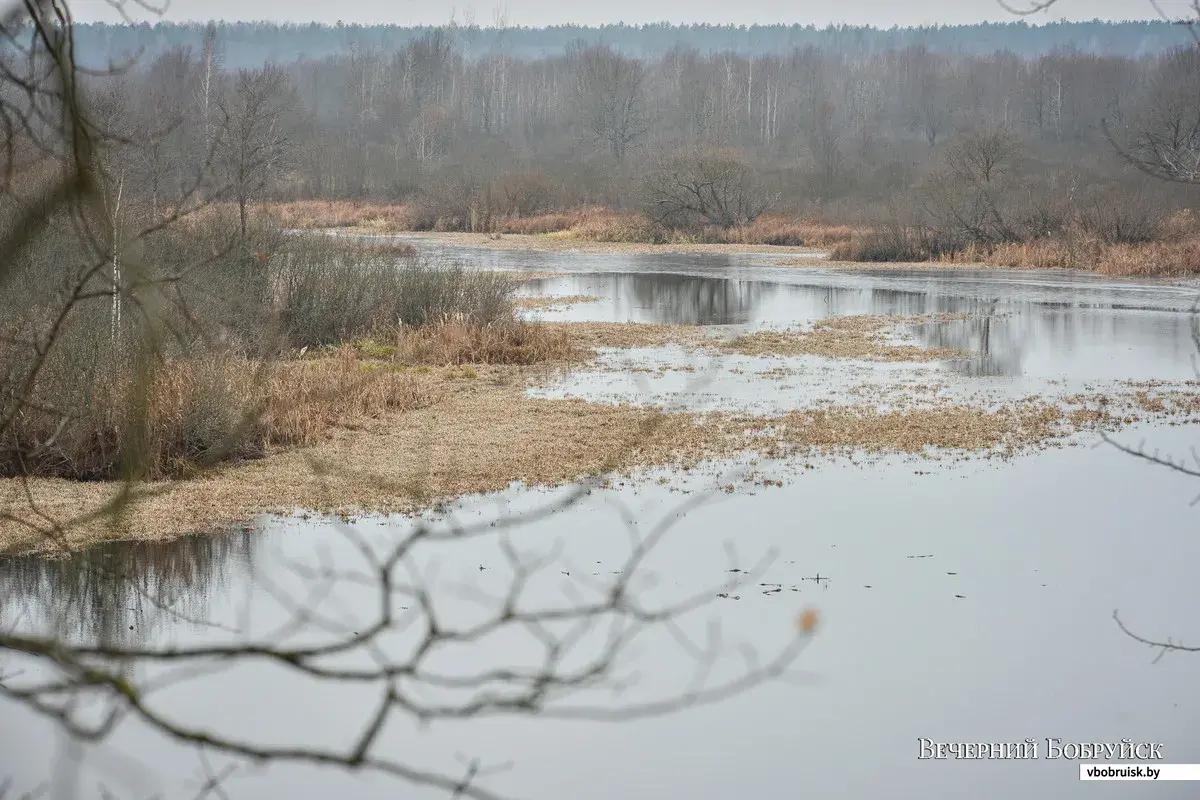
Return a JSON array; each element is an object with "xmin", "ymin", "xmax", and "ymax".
[
  {"xmin": 198, "ymin": 22, "xmax": 224, "ymax": 155},
  {"xmin": 920, "ymin": 126, "xmax": 1024, "ymax": 246},
  {"xmin": 568, "ymin": 42, "xmax": 651, "ymax": 164},
  {"xmin": 1105, "ymin": 46, "xmax": 1200, "ymax": 183},
  {"xmin": 643, "ymin": 145, "xmax": 776, "ymax": 230},
  {"xmin": 215, "ymin": 64, "xmax": 297, "ymax": 237},
  {"xmin": 945, "ymin": 125, "xmax": 1021, "ymax": 184},
  {"xmin": 408, "ymin": 102, "xmax": 452, "ymax": 163}
]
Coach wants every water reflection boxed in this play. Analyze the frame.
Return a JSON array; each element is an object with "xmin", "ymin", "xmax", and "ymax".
[
  {"xmin": 524, "ymin": 272, "xmax": 766, "ymax": 325},
  {"xmin": 0, "ymin": 531, "xmax": 257, "ymax": 647},
  {"xmin": 521, "ymin": 274, "xmax": 1196, "ymax": 380}
]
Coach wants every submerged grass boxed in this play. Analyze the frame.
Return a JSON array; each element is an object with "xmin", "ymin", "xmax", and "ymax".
[
  {"xmin": 541, "ymin": 321, "xmax": 719, "ymax": 349},
  {"xmin": 514, "ymin": 295, "xmax": 602, "ymax": 310},
  {"xmin": 721, "ymin": 314, "xmax": 974, "ymax": 362}
]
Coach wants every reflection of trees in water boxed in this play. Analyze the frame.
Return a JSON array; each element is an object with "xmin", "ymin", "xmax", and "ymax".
[
  {"xmin": 907, "ymin": 303, "xmax": 1137, "ymax": 378},
  {"xmin": 521, "ymin": 272, "xmax": 1188, "ymax": 377},
  {"xmin": 815, "ymin": 288, "xmax": 1024, "ymax": 375},
  {"xmin": 615, "ymin": 273, "xmax": 768, "ymax": 325},
  {"xmin": 863, "ymin": 288, "xmax": 997, "ymax": 318},
  {"xmin": 918, "ymin": 310, "xmax": 1024, "ymax": 377},
  {"xmin": 0, "ymin": 531, "xmax": 256, "ymax": 648}
]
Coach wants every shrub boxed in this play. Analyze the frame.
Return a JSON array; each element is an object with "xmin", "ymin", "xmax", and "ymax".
[
  {"xmin": 643, "ymin": 146, "xmax": 775, "ymax": 231},
  {"xmin": 831, "ymin": 222, "xmax": 959, "ymax": 262}
]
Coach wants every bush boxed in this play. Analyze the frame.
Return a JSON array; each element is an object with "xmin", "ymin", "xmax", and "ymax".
[
  {"xmin": 409, "ymin": 170, "xmax": 496, "ymax": 232},
  {"xmin": 831, "ymin": 222, "xmax": 959, "ymax": 262},
  {"xmin": 643, "ymin": 146, "xmax": 774, "ymax": 231},
  {"xmin": 1074, "ymin": 186, "xmax": 1167, "ymax": 245}
]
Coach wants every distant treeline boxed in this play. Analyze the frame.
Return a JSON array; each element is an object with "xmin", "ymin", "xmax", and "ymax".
[{"xmin": 72, "ymin": 20, "xmax": 1186, "ymax": 70}]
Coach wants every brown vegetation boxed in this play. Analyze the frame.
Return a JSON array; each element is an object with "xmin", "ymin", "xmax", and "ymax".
[
  {"xmin": 6, "ymin": 295, "xmax": 1200, "ymax": 552},
  {"xmin": 248, "ymin": 201, "xmax": 850, "ymax": 249},
  {"xmin": 1, "ymin": 351, "xmax": 439, "ymax": 481},
  {"xmin": 542, "ymin": 321, "xmax": 719, "ymax": 349},
  {"xmin": 7, "ymin": 354, "xmax": 1195, "ymax": 553},
  {"xmin": 2, "ymin": 319, "xmax": 581, "ymax": 482},
  {"xmin": 0, "ymin": 211, "xmax": 526, "ymax": 482},
  {"xmin": 352, "ymin": 319, "xmax": 586, "ymax": 366},
  {"xmin": 829, "ymin": 225, "xmax": 1200, "ymax": 277},
  {"xmin": 255, "ymin": 199, "xmax": 417, "ymax": 231},
  {"xmin": 720, "ymin": 314, "xmax": 973, "ymax": 361},
  {"xmin": 0, "ymin": 366, "xmax": 1112, "ymax": 553},
  {"xmin": 514, "ymin": 295, "xmax": 603, "ymax": 310}
]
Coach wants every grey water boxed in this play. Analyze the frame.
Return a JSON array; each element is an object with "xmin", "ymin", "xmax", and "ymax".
[{"xmin": 2, "ymin": 247, "xmax": 1199, "ymax": 799}]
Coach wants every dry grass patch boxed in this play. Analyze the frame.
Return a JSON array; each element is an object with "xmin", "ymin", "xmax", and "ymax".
[
  {"xmin": 932, "ymin": 239, "xmax": 1200, "ymax": 276},
  {"xmin": 818, "ymin": 226, "xmax": 1200, "ymax": 278},
  {"xmin": 507, "ymin": 270, "xmax": 573, "ymax": 281},
  {"xmin": 563, "ymin": 209, "xmax": 663, "ymax": 243},
  {"xmin": 401, "ymin": 230, "xmax": 817, "ymax": 255},
  {"xmin": 719, "ymin": 216, "xmax": 856, "ymax": 247},
  {"xmin": 720, "ymin": 314, "xmax": 973, "ymax": 362},
  {"xmin": 213, "ymin": 201, "xmax": 851, "ymax": 250},
  {"xmin": 514, "ymin": 295, "xmax": 602, "ymax": 311},
  {"xmin": 3, "ymin": 352, "xmax": 437, "ymax": 481},
  {"xmin": 493, "ymin": 211, "xmax": 586, "ymax": 235},
  {"xmin": 257, "ymin": 200, "xmax": 417, "ymax": 231},
  {"xmin": 541, "ymin": 321, "xmax": 717, "ymax": 350},
  {"xmin": 367, "ymin": 319, "xmax": 586, "ymax": 366},
  {"xmin": 766, "ymin": 402, "xmax": 1068, "ymax": 455}
]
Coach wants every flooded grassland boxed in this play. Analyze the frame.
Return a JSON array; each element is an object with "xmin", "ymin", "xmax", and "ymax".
[
  {"xmin": 3, "ymin": 243, "xmax": 1200, "ymax": 800},
  {"xmin": 2, "ymin": 293, "xmax": 1194, "ymax": 553}
]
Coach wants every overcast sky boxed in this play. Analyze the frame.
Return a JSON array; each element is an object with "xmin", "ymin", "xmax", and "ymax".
[{"xmin": 72, "ymin": 0, "xmax": 1173, "ymax": 27}]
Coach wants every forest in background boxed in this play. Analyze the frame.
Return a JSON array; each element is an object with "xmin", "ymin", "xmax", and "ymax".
[
  {"xmin": 73, "ymin": 20, "xmax": 1188, "ymax": 68},
  {"xmin": 75, "ymin": 20, "xmax": 1200, "ymax": 253}
]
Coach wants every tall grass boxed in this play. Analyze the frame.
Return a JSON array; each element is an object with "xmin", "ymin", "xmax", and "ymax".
[
  {"xmin": 831, "ymin": 204, "xmax": 1200, "ymax": 276},
  {"xmin": 359, "ymin": 318, "xmax": 584, "ymax": 366},
  {"xmin": 832, "ymin": 218, "xmax": 1200, "ymax": 276},
  {"xmin": 243, "ymin": 201, "xmax": 851, "ymax": 247},
  {"xmin": 273, "ymin": 233, "xmax": 517, "ymax": 347},
  {"xmin": 0, "ymin": 210, "xmax": 523, "ymax": 480},
  {"xmin": 209, "ymin": 200, "xmax": 418, "ymax": 231},
  {"xmin": 1, "ymin": 349, "xmax": 435, "ymax": 480}
]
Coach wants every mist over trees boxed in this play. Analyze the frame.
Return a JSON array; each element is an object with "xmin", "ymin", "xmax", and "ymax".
[
  {"xmin": 79, "ymin": 19, "xmax": 1200, "ymax": 233},
  {"xmin": 70, "ymin": 20, "xmax": 1193, "ymax": 70}
]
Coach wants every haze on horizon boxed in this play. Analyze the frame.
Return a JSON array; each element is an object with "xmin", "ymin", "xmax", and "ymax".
[{"xmin": 73, "ymin": 0, "xmax": 1171, "ymax": 28}]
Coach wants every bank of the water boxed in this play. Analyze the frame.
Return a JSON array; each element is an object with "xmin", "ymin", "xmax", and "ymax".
[
  {"xmin": 6, "ymin": 252, "xmax": 1200, "ymax": 554},
  {"xmin": 3, "ymin": 342, "xmax": 1195, "ymax": 553},
  {"xmin": 352, "ymin": 229, "xmax": 824, "ymax": 256}
]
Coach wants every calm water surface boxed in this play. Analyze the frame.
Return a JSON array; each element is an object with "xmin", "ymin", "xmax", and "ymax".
[{"xmin": 2, "ymin": 248, "xmax": 1199, "ymax": 799}]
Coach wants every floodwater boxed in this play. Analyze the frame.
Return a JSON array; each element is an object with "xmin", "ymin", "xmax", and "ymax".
[{"xmin": 2, "ymin": 246, "xmax": 1200, "ymax": 800}]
